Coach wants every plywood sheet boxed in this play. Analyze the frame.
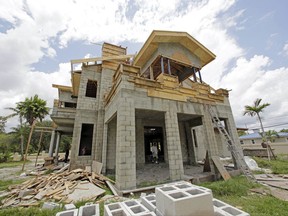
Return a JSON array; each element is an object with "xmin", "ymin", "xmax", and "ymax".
[{"xmin": 211, "ymin": 156, "xmax": 231, "ymax": 181}]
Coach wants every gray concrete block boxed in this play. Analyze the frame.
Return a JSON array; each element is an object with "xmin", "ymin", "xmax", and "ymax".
[
  {"xmin": 42, "ymin": 202, "xmax": 61, "ymax": 210},
  {"xmin": 64, "ymin": 203, "xmax": 76, "ymax": 210},
  {"xmin": 156, "ymin": 185, "xmax": 214, "ymax": 216},
  {"xmin": 56, "ymin": 209, "xmax": 78, "ymax": 216},
  {"xmin": 122, "ymin": 200, "xmax": 150, "ymax": 215},
  {"xmin": 79, "ymin": 203, "xmax": 99, "ymax": 216},
  {"xmin": 140, "ymin": 194, "xmax": 156, "ymax": 212},
  {"xmin": 104, "ymin": 202, "xmax": 130, "ymax": 216},
  {"xmin": 213, "ymin": 199, "xmax": 250, "ymax": 216}
]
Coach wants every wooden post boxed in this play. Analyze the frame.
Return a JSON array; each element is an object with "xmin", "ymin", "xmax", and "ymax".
[
  {"xmin": 167, "ymin": 59, "xmax": 171, "ymax": 75},
  {"xmin": 161, "ymin": 57, "xmax": 164, "ymax": 74},
  {"xmin": 149, "ymin": 66, "xmax": 154, "ymax": 80},
  {"xmin": 22, "ymin": 120, "xmax": 36, "ymax": 171},
  {"xmin": 35, "ymin": 129, "xmax": 43, "ymax": 166}
]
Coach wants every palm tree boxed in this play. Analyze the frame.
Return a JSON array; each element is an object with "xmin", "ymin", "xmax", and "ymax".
[
  {"xmin": 6, "ymin": 95, "xmax": 50, "ymax": 159},
  {"xmin": 16, "ymin": 95, "xmax": 49, "ymax": 126},
  {"xmin": 243, "ymin": 98, "xmax": 270, "ymax": 138},
  {"xmin": 6, "ymin": 107, "xmax": 25, "ymax": 159},
  {"xmin": 265, "ymin": 130, "xmax": 279, "ymax": 143}
]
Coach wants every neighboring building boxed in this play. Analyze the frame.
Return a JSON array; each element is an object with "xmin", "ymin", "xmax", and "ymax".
[
  {"xmin": 50, "ymin": 30, "xmax": 242, "ymax": 190},
  {"xmin": 239, "ymin": 132, "xmax": 288, "ymax": 145}
]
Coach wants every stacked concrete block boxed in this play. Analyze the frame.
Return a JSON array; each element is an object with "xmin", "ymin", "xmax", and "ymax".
[
  {"xmin": 42, "ymin": 201, "xmax": 61, "ymax": 210},
  {"xmin": 122, "ymin": 200, "xmax": 150, "ymax": 215},
  {"xmin": 104, "ymin": 200, "xmax": 156, "ymax": 216},
  {"xmin": 64, "ymin": 203, "xmax": 76, "ymax": 210},
  {"xmin": 165, "ymin": 181, "xmax": 212, "ymax": 194},
  {"xmin": 104, "ymin": 202, "xmax": 130, "ymax": 216},
  {"xmin": 55, "ymin": 209, "xmax": 78, "ymax": 216},
  {"xmin": 213, "ymin": 199, "xmax": 250, "ymax": 216},
  {"xmin": 78, "ymin": 203, "xmax": 99, "ymax": 216},
  {"xmin": 155, "ymin": 183, "xmax": 214, "ymax": 216},
  {"xmin": 140, "ymin": 194, "xmax": 156, "ymax": 212}
]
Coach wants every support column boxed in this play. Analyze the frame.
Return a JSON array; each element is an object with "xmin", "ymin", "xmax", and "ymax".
[
  {"xmin": 48, "ymin": 130, "xmax": 56, "ymax": 157},
  {"xmin": 101, "ymin": 123, "xmax": 108, "ymax": 174},
  {"xmin": 165, "ymin": 111, "xmax": 184, "ymax": 181},
  {"xmin": 95, "ymin": 110, "xmax": 105, "ymax": 161},
  {"xmin": 54, "ymin": 132, "xmax": 61, "ymax": 165},
  {"xmin": 115, "ymin": 98, "xmax": 136, "ymax": 190}
]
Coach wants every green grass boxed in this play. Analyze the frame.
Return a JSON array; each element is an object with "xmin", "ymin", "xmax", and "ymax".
[
  {"xmin": 0, "ymin": 206, "xmax": 61, "ymax": 216},
  {"xmin": 0, "ymin": 161, "xmax": 25, "ymax": 169},
  {"xmin": 200, "ymin": 176, "xmax": 288, "ymax": 216},
  {"xmin": 253, "ymin": 156, "xmax": 288, "ymax": 174},
  {"xmin": 0, "ymin": 179, "xmax": 27, "ymax": 191}
]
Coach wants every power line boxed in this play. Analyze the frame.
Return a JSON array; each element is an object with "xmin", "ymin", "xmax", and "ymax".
[{"xmin": 250, "ymin": 122, "xmax": 288, "ymax": 130}]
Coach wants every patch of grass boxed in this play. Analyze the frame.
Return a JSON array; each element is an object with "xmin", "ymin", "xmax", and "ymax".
[
  {"xmin": 200, "ymin": 176, "xmax": 288, "ymax": 216},
  {"xmin": 0, "ymin": 206, "xmax": 61, "ymax": 216},
  {"xmin": 0, "ymin": 161, "xmax": 24, "ymax": 169},
  {"xmin": 0, "ymin": 179, "xmax": 27, "ymax": 191},
  {"xmin": 253, "ymin": 156, "xmax": 288, "ymax": 174},
  {"xmin": 201, "ymin": 176, "xmax": 259, "ymax": 196}
]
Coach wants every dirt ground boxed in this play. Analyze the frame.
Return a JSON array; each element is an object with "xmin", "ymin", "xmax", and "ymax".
[
  {"xmin": 0, "ymin": 158, "xmax": 45, "ymax": 181},
  {"xmin": 0, "ymin": 156, "xmax": 211, "ymax": 189}
]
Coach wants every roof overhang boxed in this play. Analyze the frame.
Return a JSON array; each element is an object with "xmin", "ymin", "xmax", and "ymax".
[
  {"xmin": 133, "ymin": 30, "xmax": 216, "ymax": 69},
  {"xmin": 52, "ymin": 84, "xmax": 72, "ymax": 92}
]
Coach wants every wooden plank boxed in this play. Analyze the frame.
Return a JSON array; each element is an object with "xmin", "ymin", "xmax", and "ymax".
[{"xmin": 211, "ymin": 156, "xmax": 231, "ymax": 181}]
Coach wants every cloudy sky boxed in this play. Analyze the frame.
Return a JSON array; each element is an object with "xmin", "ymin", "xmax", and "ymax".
[{"xmin": 1, "ymin": 0, "xmax": 287, "ymax": 132}]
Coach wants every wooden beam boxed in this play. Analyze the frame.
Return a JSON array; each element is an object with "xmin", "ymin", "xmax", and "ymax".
[{"xmin": 70, "ymin": 54, "xmax": 134, "ymax": 64}]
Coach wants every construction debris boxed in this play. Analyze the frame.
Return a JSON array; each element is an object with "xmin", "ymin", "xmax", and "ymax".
[{"xmin": 0, "ymin": 168, "xmax": 114, "ymax": 208}]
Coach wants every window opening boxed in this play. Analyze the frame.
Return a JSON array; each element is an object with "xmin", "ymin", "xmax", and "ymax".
[
  {"xmin": 85, "ymin": 80, "xmax": 97, "ymax": 98},
  {"xmin": 79, "ymin": 124, "xmax": 94, "ymax": 156}
]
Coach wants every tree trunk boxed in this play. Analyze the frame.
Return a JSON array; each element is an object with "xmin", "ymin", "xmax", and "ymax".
[
  {"xmin": 20, "ymin": 117, "xmax": 24, "ymax": 160},
  {"xmin": 257, "ymin": 113, "xmax": 265, "ymax": 138}
]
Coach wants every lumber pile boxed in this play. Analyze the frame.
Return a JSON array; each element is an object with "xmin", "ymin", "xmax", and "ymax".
[{"xmin": 0, "ymin": 168, "xmax": 114, "ymax": 208}]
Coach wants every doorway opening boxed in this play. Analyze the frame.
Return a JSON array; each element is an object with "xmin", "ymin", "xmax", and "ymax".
[{"xmin": 144, "ymin": 126, "xmax": 164, "ymax": 163}]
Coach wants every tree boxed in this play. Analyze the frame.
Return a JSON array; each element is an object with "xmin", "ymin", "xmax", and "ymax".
[
  {"xmin": 265, "ymin": 130, "xmax": 279, "ymax": 143},
  {"xmin": 280, "ymin": 129, "xmax": 288, "ymax": 133},
  {"xmin": 243, "ymin": 98, "xmax": 270, "ymax": 138},
  {"xmin": 16, "ymin": 95, "xmax": 49, "ymax": 126},
  {"xmin": 0, "ymin": 116, "xmax": 7, "ymax": 133},
  {"xmin": 6, "ymin": 95, "xmax": 50, "ymax": 158}
]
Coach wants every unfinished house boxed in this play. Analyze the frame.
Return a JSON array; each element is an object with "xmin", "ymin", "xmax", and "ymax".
[{"xmin": 50, "ymin": 30, "xmax": 242, "ymax": 190}]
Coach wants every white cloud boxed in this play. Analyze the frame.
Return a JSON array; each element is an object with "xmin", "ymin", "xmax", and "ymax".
[
  {"xmin": 219, "ymin": 55, "xmax": 288, "ymax": 129},
  {"xmin": 282, "ymin": 43, "xmax": 288, "ymax": 57}
]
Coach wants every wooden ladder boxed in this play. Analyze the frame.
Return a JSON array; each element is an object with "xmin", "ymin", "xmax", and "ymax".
[{"xmin": 206, "ymin": 104, "xmax": 256, "ymax": 182}]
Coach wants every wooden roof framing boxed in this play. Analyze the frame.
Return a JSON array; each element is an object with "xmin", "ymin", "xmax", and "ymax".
[{"xmin": 134, "ymin": 30, "xmax": 216, "ymax": 69}]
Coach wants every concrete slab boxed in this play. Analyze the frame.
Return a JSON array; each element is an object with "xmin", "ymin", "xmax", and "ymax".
[
  {"xmin": 67, "ymin": 181, "xmax": 105, "ymax": 202},
  {"xmin": 92, "ymin": 161, "xmax": 103, "ymax": 174}
]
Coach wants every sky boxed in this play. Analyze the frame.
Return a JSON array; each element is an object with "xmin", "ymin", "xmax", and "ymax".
[{"xmin": 0, "ymin": 0, "xmax": 288, "ymax": 133}]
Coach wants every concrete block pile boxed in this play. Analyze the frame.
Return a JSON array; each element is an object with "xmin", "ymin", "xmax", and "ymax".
[
  {"xmin": 104, "ymin": 181, "xmax": 250, "ymax": 216},
  {"xmin": 55, "ymin": 181, "xmax": 250, "ymax": 216},
  {"xmin": 55, "ymin": 203, "xmax": 99, "ymax": 216}
]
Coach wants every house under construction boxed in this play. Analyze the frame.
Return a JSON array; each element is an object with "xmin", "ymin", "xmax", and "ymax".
[{"xmin": 50, "ymin": 30, "xmax": 242, "ymax": 190}]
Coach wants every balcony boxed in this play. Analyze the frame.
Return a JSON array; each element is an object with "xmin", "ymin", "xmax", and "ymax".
[{"xmin": 50, "ymin": 99, "xmax": 76, "ymax": 128}]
